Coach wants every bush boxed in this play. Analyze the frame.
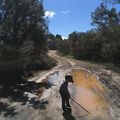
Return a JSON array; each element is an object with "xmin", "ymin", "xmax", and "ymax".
[{"xmin": 31, "ymin": 56, "xmax": 57, "ymax": 70}]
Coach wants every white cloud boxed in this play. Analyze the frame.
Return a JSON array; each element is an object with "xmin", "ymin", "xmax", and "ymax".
[
  {"xmin": 61, "ymin": 10, "xmax": 71, "ymax": 14},
  {"xmin": 44, "ymin": 11, "xmax": 56, "ymax": 18},
  {"xmin": 62, "ymin": 36, "xmax": 68, "ymax": 40}
]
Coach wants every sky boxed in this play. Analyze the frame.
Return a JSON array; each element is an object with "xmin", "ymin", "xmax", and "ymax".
[{"xmin": 43, "ymin": 0, "xmax": 119, "ymax": 38}]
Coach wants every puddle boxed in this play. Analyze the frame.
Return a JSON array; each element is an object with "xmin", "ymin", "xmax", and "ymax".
[
  {"xmin": 46, "ymin": 69, "xmax": 113, "ymax": 120},
  {"xmin": 47, "ymin": 71, "xmax": 60, "ymax": 86},
  {"xmin": 70, "ymin": 69, "xmax": 113, "ymax": 120}
]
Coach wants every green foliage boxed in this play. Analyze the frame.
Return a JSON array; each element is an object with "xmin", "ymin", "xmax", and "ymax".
[
  {"xmin": 91, "ymin": 3, "xmax": 109, "ymax": 29},
  {"xmin": 31, "ymin": 53, "xmax": 57, "ymax": 70},
  {"xmin": 58, "ymin": 3, "xmax": 120, "ymax": 66},
  {"xmin": 68, "ymin": 30, "xmax": 103, "ymax": 61},
  {"xmin": 0, "ymin": 0, "xmax": 49, "ymax": 75},
  {"xmin": 101, "ymin": 25, "xmax": 120, "ymax": 64},
  {"xmin": 91, "ymin": 3, "xmax": 120, "ymax": 29},
  {"xmin": 107, "ymin": 0, "xmax": 120, "ymax": 4},
  {"xmin": 47, "ymin": 33, "xmax": 70, "ymax": 55},
  {"xmin": 47, "ymin": 33, "xmax": 57, "ymax": 50},
  {"xmin": 92, "ymin": 3, "xmax": 120, "ymax": 64},
  {"xmin": 57, "ymin": 39, "xmax": 70, "ymax": 55}
]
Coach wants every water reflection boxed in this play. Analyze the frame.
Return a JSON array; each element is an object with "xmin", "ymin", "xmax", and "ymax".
[{"xmin": 47, "ymin": 71, "xmax": 59, "ymax": 86}]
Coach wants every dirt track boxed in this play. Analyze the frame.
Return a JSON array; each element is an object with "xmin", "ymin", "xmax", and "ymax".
[{"xmin": 0, "ymin": 50, "xmax": 120, "ymax": 120}]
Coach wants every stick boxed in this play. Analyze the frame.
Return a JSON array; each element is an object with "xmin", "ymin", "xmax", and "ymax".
[{"xmin": 70, "ymin": 97, "xmax": 90, "ymax": 114}]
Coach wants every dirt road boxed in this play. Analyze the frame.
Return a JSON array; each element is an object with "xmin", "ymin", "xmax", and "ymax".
[{"xmin": 0, "ymin": 50, "xmax": 120, "ymax": 120}]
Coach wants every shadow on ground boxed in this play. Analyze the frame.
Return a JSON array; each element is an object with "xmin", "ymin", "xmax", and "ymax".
[
  {"xmin": 0, "ymin": 102, "xmax": 17, "ymax": 117},
  {"xmin": 0, "ymin": 74, "xmax": 50, "ymax": 117},
  {"xmin": 62, "ymin": 109, "xmax": 75, "ymax": 120}
]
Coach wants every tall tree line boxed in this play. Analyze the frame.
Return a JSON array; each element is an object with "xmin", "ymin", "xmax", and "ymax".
[{"xmin": 0, "ymin": 0, "xmax": 53, "ymax": 76}]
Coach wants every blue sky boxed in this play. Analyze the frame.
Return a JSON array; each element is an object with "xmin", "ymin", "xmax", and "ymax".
[{"xmin": 43, "ymin": 0, "xmax": 119, "ymax": 38}]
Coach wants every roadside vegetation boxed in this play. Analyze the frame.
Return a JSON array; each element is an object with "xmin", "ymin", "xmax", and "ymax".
[
  {"xmin": 0, "ymin": 0, "xmax": 56, "ymax": 78},
  {"xmin": 48, "ymin": 1, "xmax": 120, "ymax": 68}
]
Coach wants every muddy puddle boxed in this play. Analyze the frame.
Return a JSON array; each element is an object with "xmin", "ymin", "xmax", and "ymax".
[{"xmin": 70, "ymin": 69, "xmax": 113, "ymax": 120}]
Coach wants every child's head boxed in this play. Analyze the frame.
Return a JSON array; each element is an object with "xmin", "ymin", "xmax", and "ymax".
[{"xmin": 65, "ymin": 74, "xmax": 74, "ymax": 83}]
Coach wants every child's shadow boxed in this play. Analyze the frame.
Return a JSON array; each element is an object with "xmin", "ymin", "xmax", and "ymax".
[{"xmin": 62, "ymin": 108, "xmax": 75, "ymax": 120}]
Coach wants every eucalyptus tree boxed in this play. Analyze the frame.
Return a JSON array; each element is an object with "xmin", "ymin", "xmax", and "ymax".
[
  {"xmin": 91, "ymin": 2, "xmax": 120, "ymax": 64},
  {"xmin": 0, "ymin": 0, "xmax": 48, "ymax": 74}
]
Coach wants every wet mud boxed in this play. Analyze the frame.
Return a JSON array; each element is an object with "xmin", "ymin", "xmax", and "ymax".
[{"xmin": 69, "ymin": 69, "xmax": 113, "ymax": 120}]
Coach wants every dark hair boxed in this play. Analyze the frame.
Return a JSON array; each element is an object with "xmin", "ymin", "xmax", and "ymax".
[{"xmin": 65, "ymin": 75, "xmax": 74, "ymax": 83}]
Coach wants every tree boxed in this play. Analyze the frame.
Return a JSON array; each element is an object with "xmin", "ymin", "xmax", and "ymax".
[
  {"xmin": 0, "ymin": 0, "xmax": 48, "ymax": 75},
  {"xmin": 56, "ymin": 34, "xmax": 70, "ymax": 55},
  {"xmin": 91, "ymin": 2, "xmax": 120, "ymax": 65},
  {"xmin": 91, "ymin": 3, "xmax": 109, "ymax": 29},
  {"xmin": 47, "ymin": 33, "xmax": 56, "ymax": 49},
  {"xmin": 106, "ymin": 0, "xmax": 120, "ymax": 4}
]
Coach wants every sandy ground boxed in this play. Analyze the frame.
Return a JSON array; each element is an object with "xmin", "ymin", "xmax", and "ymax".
[{"xmin": 0, "ymin": 50, "xmax": 120, "ymax": 120}]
